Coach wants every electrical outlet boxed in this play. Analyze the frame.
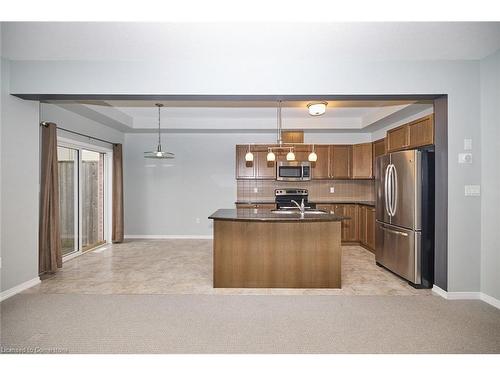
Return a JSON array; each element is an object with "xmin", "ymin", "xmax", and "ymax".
[
  {"xmin": 464, "ymin": 185, "xmax": 481, "ymax": 197},
  {"xmin": 464, "ymin": 139, "xmax": 472, "ymax": 150},
  {"xmin": 458, "ymin": 153, "xmax": 472, "ymax": 164},
  {"xmin": 195, "ymin": 218, "xmax": 201, "ymax": 224},
  {"xmin": 330, "ymin": 187, "xmax": 335, "ymax": 194},
  {"xmin": 253, "ymin": 187, "xmax": 258, "ymax": 193}
]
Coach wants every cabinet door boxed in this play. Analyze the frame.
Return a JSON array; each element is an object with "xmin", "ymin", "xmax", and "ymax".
[
  {"xmin": 255, "ymin": 151, "xmax": 276, "ymax": 179},
  {"xmin": 236, "ymin": 145, "xmax": 255, "ymax": 179},
  {"xmin": 352, "ymin": 143, "xmax": 373, "ymax": 179},
  {"xmin": 366, "ymin": 207, "xmax": 376, "ymax": 251},
  {"xmin": 358, "ymin": 205, "xmax": 367, "ymax": 245},
  {"xmin": 331, "ymin": 145, "xmax": 352, "ymax": 179},
  {"xmin": 342, "ymin": 204, "xmax": 358, "ymax": 242},
  {"xmin": 409, "ymin": 114, "xmax": 434, "ymax": 148},
  {"xmin": 386, "ymin": 125, "xmax": 409, "ymax": 153},
  {"xmin": 311, "ymin": 145, "xmax": 330, "ymax": 179},
  {"xmin": 372, "ymin": 138, "xmax": 386, "ymax": 178}
]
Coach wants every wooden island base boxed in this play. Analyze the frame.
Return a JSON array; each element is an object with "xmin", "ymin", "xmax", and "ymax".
[{"xmin": 213, "ymin": 219, "xmax": 342, "ymax": 288}]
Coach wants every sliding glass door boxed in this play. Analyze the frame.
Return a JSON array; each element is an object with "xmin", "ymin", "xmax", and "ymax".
[
  {"xmin": 57, "ymin": 146, "xmax": 79, "ymax": 256},
  {"xmin": 81, "ymin": 150, "xmax": 105, "ymax": 251},
  {"xmin": 57, "ymin": 141, "xmax": 108, "ymax": 258}
]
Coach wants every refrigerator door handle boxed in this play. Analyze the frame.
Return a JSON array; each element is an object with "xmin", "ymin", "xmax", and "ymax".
[
  {"xmin": 391, "ymin": 164, "xmax": 398, "ymax": 216},
  {"xmin": 384, "ymin": 164, "xmax": 391, "ymax": 217},
  {"xmin": 381, "ymin": 226, "xmax": 409, "ymax": 237}
]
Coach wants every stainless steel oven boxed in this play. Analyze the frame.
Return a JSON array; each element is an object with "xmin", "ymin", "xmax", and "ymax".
[{"xmin": 276, "ymin": 161, "xmax": 311, "ymax": 181}]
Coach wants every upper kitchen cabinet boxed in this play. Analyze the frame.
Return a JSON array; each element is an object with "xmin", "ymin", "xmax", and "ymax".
[
  {"xmin": 373, "ymin": 138, "xmax": 386, "ymax": 159},
  {"xmin": 351, "ymin": 142, "xmax": 373, "ymax": 179},
  {"xmin": 292, "ymin": 145, "xmax": 311, "ymax": 163},
  {"xmin": 372, "ymin": 138, "xmax": 386, "ymax": 177},
  {"xmin": 311, "ymin": 145, "xmax": 330, "ymax": 179},
  {"xmin": 281, "ymin": 131, "xmax": 304, "ymax": 144},
  {"xmin": 386, "ymin": 114, "xmax": 434, "ymax": 153},
  {"xmin": 330, "ymin": 145, "xmax": 352, "ymax": 179},
  {"xmin": 236, "ymin": 145, "xmax": 255, "ymax": 179},
  {"xmin": 408, "ymin": 114, "xmax": 434, "ymax": 148},
  {"xmin": 255, "ymin": 150, "xmax": 276, "ymax": 179},
  {"xmin": 386, "ymin": 124, "xmax": 410, "ymax": 152}
]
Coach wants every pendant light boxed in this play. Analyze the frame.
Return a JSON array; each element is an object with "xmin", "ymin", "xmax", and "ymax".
[
  {"xmin": 286, "ymin": 148, "xmax": 295, "ymax": 161},
  {"xmin": 308, "ymin": 144, "xmax": 318, "ymax": 162},
  {"xmin": 266, "ymin": 148, "xmax": 276, "ymax": 162},
  {"xmin": 245, "ymin": 144, "xmax": 254, "ymax": 162},
  {"xmin": 144, "ymin": 103, "xmax": 175, "ymax": 159}
]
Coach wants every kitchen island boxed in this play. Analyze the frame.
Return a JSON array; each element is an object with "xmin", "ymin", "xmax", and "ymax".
[{"xmin": 209, "ymin": 208, "xmax": 344, "ymax": 288}]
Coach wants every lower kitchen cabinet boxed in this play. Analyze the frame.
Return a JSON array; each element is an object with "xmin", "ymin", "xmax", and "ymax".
[
  {"xmin": 318, "ymin": 203, "xmax": 375, "ymax": 250},
  {"xmin": 342, "ymin": 204, "xmax": 358, "ymax": 242},
  {"xmin": 366, "ymin": 207, "xmax": 376, "ymax": 251},
  {"xmin": 358, "ymin": 204, "xmax": 376, "ymax": 252}
]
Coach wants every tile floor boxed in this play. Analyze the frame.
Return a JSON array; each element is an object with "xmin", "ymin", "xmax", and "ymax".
[{"xmin": 24, "ymin": 239, "xmax": 430, "ymax": 296}]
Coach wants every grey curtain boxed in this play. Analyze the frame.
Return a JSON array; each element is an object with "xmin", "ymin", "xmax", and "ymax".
[
  {"xmin": 112, "ymin": 143, "xmax": 124, "ymax": 243},
  {"xmin": 39, "ymin": 122, "xmax": 62, "ymax": 274}
]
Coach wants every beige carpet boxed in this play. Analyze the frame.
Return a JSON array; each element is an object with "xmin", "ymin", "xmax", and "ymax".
[{"xmin": 2, "ymin": 293, "xmax": 499, "ymax": 354}]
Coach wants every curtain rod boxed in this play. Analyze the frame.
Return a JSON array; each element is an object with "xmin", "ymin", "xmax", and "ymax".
[{"xmin": 40, "ymin": 122, "xmax": 117, "ymax": 146}]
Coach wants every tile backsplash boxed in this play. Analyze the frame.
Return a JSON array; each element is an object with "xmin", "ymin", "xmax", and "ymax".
[{"xmin": 237, "ymin": 179, "xmax": 375, "ymax": 202}]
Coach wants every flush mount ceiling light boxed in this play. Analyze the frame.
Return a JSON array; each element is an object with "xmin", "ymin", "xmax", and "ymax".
[
  {"xmin": 144, "ymin": 103, "xmax": 175, "ymax": 159},
  {"xmin": 307, "ymin": 102, "xmax": 327, "ymax": 116}
]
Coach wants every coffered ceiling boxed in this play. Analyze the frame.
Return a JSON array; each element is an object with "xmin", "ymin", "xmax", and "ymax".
[{"xmin": 46, "ymin": 100, "xmax": 433, "ymax": 133}]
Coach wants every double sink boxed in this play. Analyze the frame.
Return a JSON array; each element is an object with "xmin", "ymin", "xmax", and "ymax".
[{"xmin": 270, "ymin": 208, "xmax": 329, "ymax": 215}]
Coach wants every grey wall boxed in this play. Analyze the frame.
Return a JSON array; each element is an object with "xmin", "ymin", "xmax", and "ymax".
[
  {"xmin": 480, "ymin": 49, "xmax": 500, "ymax": 300},
  {"xmin": 124, "ymin": 131, "xmax": 370, "ymax": 236},
  {"xmin": 40, "ymin": 103, "xmax": 124, "ymax": 147},
  {"xmin": 6, "ymin": 59, "xmax": 483, "ymax": 294},
  {"xmin": 0, "ymin": 58, "xmax": 40, "ymax": 292}
]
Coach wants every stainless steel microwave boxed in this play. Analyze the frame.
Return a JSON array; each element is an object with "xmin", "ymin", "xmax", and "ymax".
[{"xmin": 277, "ymin": 161, "xmax": 311, "ymax": 181}]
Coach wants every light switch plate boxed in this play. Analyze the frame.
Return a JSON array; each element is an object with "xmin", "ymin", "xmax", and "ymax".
[
  {"xmin": 464, "ymin": 185, "xmax": 481, "ymax": 196},
  {"xmin": 464, "ymin": 139, "xmax": 472, "ymax": 150},
  {"xmin": 330, "ymin": 187, "xmax": 335, "ymax": 194},
  {"xmin": 458, "ymin": 153, "xmax": 472, "ymax": 164}
]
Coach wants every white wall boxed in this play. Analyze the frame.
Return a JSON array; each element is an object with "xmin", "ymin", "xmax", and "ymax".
[
  {"xmin": 480, "ymin": 49, "xmax": 500, "ymax": 300},
  {"xmin": 0, "ymin": 58, "xmax": 40, "ymax": 292}
]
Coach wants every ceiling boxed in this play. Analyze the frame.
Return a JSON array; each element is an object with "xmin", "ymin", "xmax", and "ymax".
[
  {"xmin": 46, "ymin": 99, "xmax": 433, "ymax": 132},
  {"xmin": 2, "ymin": 22, "xmax": 500, "ymax": 61}
]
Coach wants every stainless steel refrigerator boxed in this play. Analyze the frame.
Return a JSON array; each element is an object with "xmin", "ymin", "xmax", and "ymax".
[{"xmin": 375, "ymin": 149, "xmax": 434, "ymax": 288}]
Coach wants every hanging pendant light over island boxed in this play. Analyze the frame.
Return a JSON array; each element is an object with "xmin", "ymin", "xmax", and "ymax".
[{"xmin": 144, "ymin": 103, "xmax": 175, "ymax": 159}]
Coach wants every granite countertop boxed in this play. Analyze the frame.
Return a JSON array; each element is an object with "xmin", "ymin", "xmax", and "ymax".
[
  {"xmin": 209, "ymin": 209, "xmax": 345, "ymax": 222},
  {"xmin": 235, "ymin": 200, "xmax": 375, "ymax": 207}
]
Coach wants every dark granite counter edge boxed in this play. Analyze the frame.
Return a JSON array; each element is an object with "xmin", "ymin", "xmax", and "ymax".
[{"xmin": 209, "ymin": 209, "xmax": 344, "ymax": 222}]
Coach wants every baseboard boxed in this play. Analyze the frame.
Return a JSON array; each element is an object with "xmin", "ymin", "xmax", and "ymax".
[
  {"xmin": 432, "ymin": 286, "xmax": 500, "ymax": 309},
  {"xmin": 1, "ymin": 277, "xmax": 41, "ymax": 302},
  {"xmin": 124, "ymin": 235, "xmax": 213, "ymax": 240}
]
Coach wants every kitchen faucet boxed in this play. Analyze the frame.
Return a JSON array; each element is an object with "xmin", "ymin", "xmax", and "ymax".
[{"xmin": 291, "ymin": 199, "xmax": 305, "ymax": 214}]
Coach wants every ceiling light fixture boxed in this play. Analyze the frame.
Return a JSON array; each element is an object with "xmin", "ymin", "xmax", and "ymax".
[
  {"xmin": 308, "ymin": 144, "xmax": 318, "ymax": 162},
  {"xmin": 245, "ymin": 144, "xmax": 254, "ymax": 162},
  {"xmin": 286, "ymin": 148, "xmax": 296, "ymax": 161},
  {"xmin": 307, "ymin": 102, "xmax": 327, "ymax": 116},
  {"xmin": 266, "ymin": 149, "xmax": 276, "ymax": 162},
  {"xmin": 144, "ymin": 104, "xmax": 175, "ymax": 159}
]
